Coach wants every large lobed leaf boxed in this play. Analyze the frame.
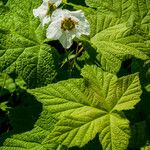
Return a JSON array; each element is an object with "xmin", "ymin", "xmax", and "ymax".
[
  {"xmin": 87, "ymin": 12, "xmax": 149, "ymax": 73},
  {"xmin": 0, "ymin": 0, "xmax": 59, "ymax": 88},
  {"xmin": 84, "ymin": 0, "xmax": 150, "ymax": 73},
  {"xmin": 91, "ymin": 22, "xmax": 150, "ymax": 73},
  {"xmin": 29, "ymin": 65, "xmax": 142, "ymax": 150}
]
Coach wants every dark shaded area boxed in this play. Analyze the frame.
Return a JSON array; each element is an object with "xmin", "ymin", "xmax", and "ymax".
[
  {"xmin": 48, "ymin": 40, "xmax": 79, "ymax": 55},
  {"xmin": 0, "ymin": 3, "xmax": 9, "ymax": 15},
  {"xmin": 67, "ymin": 0, "xmax": 87, "ymax": 6},
  {"xmin": 0, "ymin": 88, "xmax": 10, "ymax": 98},
  {"xmin": 56, "ymin": 63, "xmax": 81, "ymax": 81},
  {"xmin": 48, "ymin": 40, "xmax": 65, "ymax": 55},
  {"xmin": 54, "ymin": 40, "xmax": 99, "ymax": 81},
  {"xmin": 124, "ymin": 58, "xmax": 150, "ymax": 121},
  {"xmin": 0, "ymin": 109, "xmax": 11, "ymax": 135},
  {"xmin": 49, "ymin": 39, "xmax": 100, "ymax": 82},
  {"xmin": 126, "ymin": 85, "xmax": 150, "ymax": 149},
  {"xmin": 131, "ymin": 59, "xmax": 150, "ymax": 86},
  {"xmin": 146, "ymin": 116, "xmax": 150, "ymax": 142},
  {"xmin": 117, "ymin": 58, "xmax": 132, "ymax": 77},
  {"xmin": 1, "ymin": 0, "xmax": 8, "ymax": 5},
  {"xmin": 125, "ymin": 75, "xmax": 150, "ymax": 149},
  {"xmin": 50, "ymin": 41, "xmax": 84, "ymax": 81},
  {"xmin": 129, "ymin": 121, "xmax": 147, "ymax": 149},
  {"xmin": 82, "ymin": 40, "xmax": 99, "ymax": 66},
  {"xmin": 0, "ymin": 91, "xmax": 42, "ymax": 146},
  {"xmin": 117, "ymin": 57, "xmax": 150, "ymax": 150},
  {"xmin": 8, "ymin": 91, "xmax": 42, "ymax": 133}
]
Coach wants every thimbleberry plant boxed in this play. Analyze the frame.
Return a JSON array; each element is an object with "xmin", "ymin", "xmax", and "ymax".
[{"xmin": 0, "ymin": 0, "xmax": 150, "ymax": 150}]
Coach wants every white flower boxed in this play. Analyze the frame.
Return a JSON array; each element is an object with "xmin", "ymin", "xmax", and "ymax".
[
  {"xmin": 33, "ymin": 0, "xmax": 62, "ymax": 26},
  {"xmin": 46, "ymin": 9, "xmax": 90, "ymax": 49}
]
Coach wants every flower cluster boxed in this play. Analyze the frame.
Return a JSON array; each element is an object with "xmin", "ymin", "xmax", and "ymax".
[{"xmin": 33, "ymin": 0, "xmax": 90, "ymax": 49}]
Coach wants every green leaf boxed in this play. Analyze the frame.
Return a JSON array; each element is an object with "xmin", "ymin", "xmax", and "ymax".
[
  {"xmin": 145, "ymin": 84, "xmax": 150, "ymax": 92},
  {"xmin": 85, "ymin": 1, "xmax": 150, "ymax": 73},
  {"xmin": 29, "ymin": 65, "xmax": 142, "ymax": 150},
  {"xmin": 0, "ymin": 73, "xmax": 16, "ymax": 94},
  {"xmin": 85, "ymin": 0, "xmax": 149, "ymax": 22},
  {"xmin": 87, "ymin": 12, "xmax": 122, "ymax": 38},
  {"xmin": 0, "ymin": 110, "xmax": 66, "ymax": 150},
  {"xmin": 90, "ymin": 21, "xmax": 149, "ymax": 73},
  {"xmin": 0, "ymin": 102, "xmax": 8, "ymax": 111},
  {"xmin": 141, "ymin": 146, "xmax": 150, "ymax": 150},
  {"xmin": 86, "ymin": 0, "xmax": 150, "ymax": 39},
  {"xmin": 85, "ymin": 0, "xmax": 138, "ymax": 23},
  {"xmin": 141, "ymin": 10, "xmax": 150, "ymax": 36},
  {"xmin": 0, "ymin": 0, "xmax": 59, "ymax": 88}
]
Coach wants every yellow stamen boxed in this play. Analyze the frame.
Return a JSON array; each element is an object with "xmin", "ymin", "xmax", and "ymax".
[{"xmin": 61, "ymin": 17, "xmax": 78, "ymax": 31}]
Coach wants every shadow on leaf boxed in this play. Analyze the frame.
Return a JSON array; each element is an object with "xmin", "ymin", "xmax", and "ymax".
[{"xmin": 0, "ymin": 91, "xmax": 42, "ymax": 145}]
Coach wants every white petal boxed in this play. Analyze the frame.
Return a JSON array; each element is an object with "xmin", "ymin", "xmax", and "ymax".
[
  {"xmin": 46, "ymin": 20, "xmax": 62, "ymax": 40},
  {"xmin": 43, "ymin": 0, "xmax": 49, "ymax": 6},
  {"xmin": 70, "ymin": 10, "xmax": 85, "ymax": 19},
  {"xmin": 33, "ymin": 3, "xmax": 48, "ymax": 18},
  {"xmin": 52, "ymin": 0, "xmax": 62, "ymax": 7},
  {"xmin": 51, "ymin": 9, "xmax": 76, "ymax": 23},
  {"xmin": 43, "ymin": 0, "xmax": 48, "ymax": 3},
  {"xmin": 70, "ymin": 10, "xmax": 90, "ymax": 37},
  {"xmin": 51, "ymin": 9, "xmax": 67, "ymax": 21},
  {"xmin": 42, "ymin": 16, "xmax": 51, "ymax": 26},
  {"xmin": 59, "ymin": 31, "xmax": 75, "ymax": 49},
  {"xmin": 76, "ymin": 20, "xmax": 90, "ymax": 37}
]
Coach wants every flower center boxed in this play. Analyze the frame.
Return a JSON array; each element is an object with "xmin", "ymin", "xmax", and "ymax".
[
  {"xmin": 46, "ymin": 2, "xmax": 57, "ymax": 16},
  {"xmin": 61, "ymin": 17, "xmax": 78, "ymax": 31}
]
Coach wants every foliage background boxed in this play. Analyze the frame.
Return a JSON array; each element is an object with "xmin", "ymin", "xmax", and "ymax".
[{"xmin": 0, "ymin": 0, "xmax": 150, "ymax": 150}]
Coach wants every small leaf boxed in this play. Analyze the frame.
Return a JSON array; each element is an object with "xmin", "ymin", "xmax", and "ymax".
[
  {"xmin": 141, "ymin": 145, "xmax": 150, "ymax": 150},
  {"xmin": 0, "ymin": 102, "xmax": 8, "ymax": 111},
  {"xmin": 0, "ymin": 73, "xmax": 16, "ymax": 94}
]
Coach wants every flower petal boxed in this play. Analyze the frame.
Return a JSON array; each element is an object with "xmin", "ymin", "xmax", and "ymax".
[
  {"xmin": 51, "ymin": 0, "xmax": 62, "ymax": 7},
  {"xmin": 33, "ymin": 3, "xmax": 47, "ymax": 18},
  {"xmin": 51, "ymin": 9, "xmax": 64, "ymax": 21},
  {"xmin": 43, "ymin": 0, "xmax": 49, "ymax": 6},
  {"xmin": 48, "ymin": 9, "xmax": 90, "ymax": 48},
  {"xmin": 42, "ymin": 16, "xmax": 51, "ymax": 26},
  {"xmin": 51, "ymin": 9, "xmax": 73, "ymax": 21},
  {"xmin": 70, "ymin": 10, "xmax": 90, "ymax": 37},
  {"xmin": 59, "ymin": 31, "xmax": 75, "ymax": 49},
  {"xmin": 76, "ymin": 20, "xmax": 90, "ymax": 37},
  {"xmin": 70, "ymin": 10, "xmax": 85, "ymax": 19},
  {"xmin": 46, "ymin": 20, "xmax": 62, "ymax": 40}
]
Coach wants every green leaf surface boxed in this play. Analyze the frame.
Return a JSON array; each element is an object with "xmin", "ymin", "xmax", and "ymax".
[
  {"xmin": 145, "ymin": 84, "xmax": 150, "ymax": 92},
  {"xmin": 0, "ymin": 102, "xmax": 8, "ymax": 111},
  {"xmin": 0, "ymin": 110, "xmax": 66, "ymax": 150},
  {"xmin": 29, "ymin": 65, "xmax": 142, "ymax": 150},
  {"xmin": 141, "ymin": 10, "xmax": 150, "ymax": 36},
  {"xmin": 85, "ymin": 0, "xmax": 150, "ymax": 22},
  {"xmin": 0, "ymin": 73, "xmax": 16, "ymax": 93},
  {"xmin": 85, "ymin": 1, "xmax": 150, "ymax": 73},
  {"xmin": 90, "ymin": 21, "xmax": 149, "ymax": 73},
  {"xmin": 0, "ymin": 0, "xmax": 59, "ymax": 88},
  {"xmin": 141, "ymin": 146, "xmax": 150, "ymax": 150}
]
